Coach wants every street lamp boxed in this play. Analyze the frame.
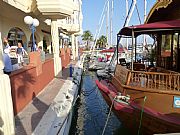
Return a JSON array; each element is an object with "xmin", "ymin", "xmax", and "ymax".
[{"xmin": 24, "ymin": 16, "xmax": 39, "ymax": 51}]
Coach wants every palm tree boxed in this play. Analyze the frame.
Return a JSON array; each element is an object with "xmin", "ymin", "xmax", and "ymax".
[
  {"xmin": 98, "ymin": 35, "xmax": 107, "ymax": 49},
  {"xmin": 81, "ymin": 30, "xmax": 93, "ymax": 50},
  {"xmin": 96, "ymin": 39, "xmax": 101, "ymax": 49}
]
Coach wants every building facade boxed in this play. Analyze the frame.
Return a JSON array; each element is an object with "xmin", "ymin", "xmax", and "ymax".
[
  {"xmin": 0, "ymin": 0, "xmax": 83, "ymax": 75},
  {"xmin": 0, "ymin": 0, "xmax": 83, "ymax": 134}
]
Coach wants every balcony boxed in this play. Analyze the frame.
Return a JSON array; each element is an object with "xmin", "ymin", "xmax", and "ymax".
[
  {"xmin": 3, "ymin": 0, "xmax": 32, "ymax": 13},
  {"xmin": 58, "ymin": 19, "xmax": 81, "ymax": 34},
  {"xmin": 36, "ymin": 0, "xmax": 74, "ymax": 19}
]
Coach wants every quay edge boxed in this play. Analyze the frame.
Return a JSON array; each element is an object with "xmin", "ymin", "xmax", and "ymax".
[{"xmin": 32, "ymin": 54, "xmax": 86, "ymax": 135}]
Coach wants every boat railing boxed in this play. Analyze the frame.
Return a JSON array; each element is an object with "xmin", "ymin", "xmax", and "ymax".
[{"xmin": 126, "ymin": 71, "xmax": 180, "ymax": 91}]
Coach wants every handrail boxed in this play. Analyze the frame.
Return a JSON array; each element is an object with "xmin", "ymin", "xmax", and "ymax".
[
  {"xmin": 126, "ymin": 70, "xmax": 180, "ymax": 91},
  {"xmin": 114, "ymin": 65, "xmax": 180, "ymax": 91}
]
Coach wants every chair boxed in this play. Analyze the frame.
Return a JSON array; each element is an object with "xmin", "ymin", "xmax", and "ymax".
[
  {"xmin": 119, "ymin": 58, "xmax": 127, "ymax": 66},
  {"xmin": 133, "ymin": 63, "xmax": 146, "ymax": 71}
]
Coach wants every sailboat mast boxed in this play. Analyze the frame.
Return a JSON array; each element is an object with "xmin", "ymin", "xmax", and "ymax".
[
  {"xmin": 143, "ymin": 0, "xmax": 147, "ymax": 51},
  {"xmin": 110, "ymin": 0, "xmax": 113, "ymax": 47},
  {"xmin": 126, "ymin": 0, "xmax": 129, "ymax": 49},
  {"xmin": 106, "ymin": 0, "xmax": 109, "ymax": 48}
]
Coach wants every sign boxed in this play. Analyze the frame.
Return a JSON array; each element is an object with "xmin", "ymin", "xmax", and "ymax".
[{"xmin": 174, "ymin": 96, "xmax": 180, "ymax": 108}]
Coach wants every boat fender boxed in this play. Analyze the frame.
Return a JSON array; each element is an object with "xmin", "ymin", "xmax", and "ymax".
[{"xmin": 115, "ymin": 95, "xmax": 130, "ymax": 103}]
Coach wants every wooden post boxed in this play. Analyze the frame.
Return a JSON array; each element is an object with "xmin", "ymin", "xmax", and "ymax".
[
  {"xmin": 171, "ymin": 33, "xmax": 174, "ymax": 69},
  {"xmin": 177, "ymin": 33, "xmax": 180, "ymax": 71},
  {"xmin": 135, "ymin": 37, "xmax": 137, "ymax": 62},
  {"xmin": 117, "ymin": 35, "xmax": 119, "ymax": 65}
]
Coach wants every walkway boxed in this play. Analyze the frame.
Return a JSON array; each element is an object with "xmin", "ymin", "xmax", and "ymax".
[{"xmin": 15, "ymin": 61, "xmax": 76, "ymax": 135}]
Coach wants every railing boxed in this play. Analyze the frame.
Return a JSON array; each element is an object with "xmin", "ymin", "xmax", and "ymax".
[{"xmin": 126, "ymin": 71, "xmax": 180, "ymax": 91}]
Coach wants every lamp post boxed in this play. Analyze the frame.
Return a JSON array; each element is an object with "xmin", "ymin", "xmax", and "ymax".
[{"xmin": 24, "ymin": 16, "xmax": 39, "ymax": 51}]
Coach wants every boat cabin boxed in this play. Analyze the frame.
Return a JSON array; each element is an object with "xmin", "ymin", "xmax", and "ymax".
[{"xmin": 115, "ymin": 19, "xmax": 180, "ymax": 93}]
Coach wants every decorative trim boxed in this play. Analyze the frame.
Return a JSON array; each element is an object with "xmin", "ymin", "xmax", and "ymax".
[{"xmin": 146, "ymin": 0, "xmax": 173, "ymax": 23}]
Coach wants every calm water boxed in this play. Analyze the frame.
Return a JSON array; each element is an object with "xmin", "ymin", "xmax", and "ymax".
[{"xmin": 69, "ymin": 70, "xmax": 130, "ymax": 135}]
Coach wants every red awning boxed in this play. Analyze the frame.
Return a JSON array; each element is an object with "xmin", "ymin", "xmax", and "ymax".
[
  {"xmin": 118, "ymin": 20, "xmax": 180, "ymax": 36},
  {"xmin": 100, "ymin": 48, "xmax": 124, "ymax": 53}
]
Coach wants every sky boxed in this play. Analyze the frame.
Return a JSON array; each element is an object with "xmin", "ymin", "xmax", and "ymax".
[{"xmin": 81, "ymin": 0, "xmax": 156, "ymax": 45}]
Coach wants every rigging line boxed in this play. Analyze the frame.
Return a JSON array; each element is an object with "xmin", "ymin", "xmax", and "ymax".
[
  {"xmin": 109, "ymin": 0, "xmax": 137, "ymax": 67},
  {"xmin": 135, "ymin": 4, "xmax": 141, "ymax": 24},
  {"xmin": 94, "ymin": 0, "xmax": 108, "ymax": 38},
  {"xmin": 92, "ymin": 13, "xmax": 106, "ymax": 53},
  {"xmin": 101, "ymin": 96, "xmax": 116, "ymax": 135},
  {"xmin": 90, "ymin": 0, "xmax": 109, "ymax": 51},
  {"xmin": 123, "ymin": 0, "xmax": 136, "ymax": 27}
]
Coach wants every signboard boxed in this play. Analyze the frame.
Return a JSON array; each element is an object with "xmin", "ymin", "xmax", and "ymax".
[{"xmin": 174, "ymin": 96, "xmax": 180, "ymax": 108}]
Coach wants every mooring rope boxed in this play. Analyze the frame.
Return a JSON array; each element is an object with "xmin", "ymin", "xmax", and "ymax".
[
  {"xmin": 101, "ymin": 96, "xmax": 116, "ymax": 135},
  {"xmin": 137, "ymin": 96, "xmax": 147, "ymax": 135}
]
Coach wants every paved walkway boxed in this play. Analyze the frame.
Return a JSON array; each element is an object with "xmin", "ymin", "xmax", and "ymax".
[{"xmin": 15, "ymin": 61, "xmax": 76, "ymax": 135}]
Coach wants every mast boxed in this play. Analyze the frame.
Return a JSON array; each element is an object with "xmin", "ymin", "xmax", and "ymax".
[
  {"xmin": 110, "ymin": 0, "xmax": 114, "ymax": 47},
  {"xmin": 106, "ymin": 0, "xmax": 109, "ymax": 48},
  {"xmin": 143, "ymin": 0, "xmax": 147, "ymax": 51},
  {"xmin": 126, "ymin": 0, "xmax": 129, "ymax": 49}
]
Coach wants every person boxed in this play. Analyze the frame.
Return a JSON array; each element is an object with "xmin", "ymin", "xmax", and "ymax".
[
  {"xmin": 38, "ymin": 46, "xmax": 45, "ymax": 62},
  {"xmin": 3, "ymin": 49, "xmax": 13, "ymax": 74},
  {"xmin": 16, "ymin": 42, "xmax": 28, "ymax": 66},
  {"xmin": 3, "ymin": 37, "xmax": 11, "ymax": 50},
  {"xmin": 3, "ymin": 38, "xmax": 12, "ymax": 74}
]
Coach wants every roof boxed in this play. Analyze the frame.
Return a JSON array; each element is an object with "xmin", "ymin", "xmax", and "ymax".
[
  {"xmin": 118, "ymin": 20, "xmax": 180, "ymax": 37},
  {"xmin": 145, "ymin": 0, "xmax": 173, "ymax": 23}
]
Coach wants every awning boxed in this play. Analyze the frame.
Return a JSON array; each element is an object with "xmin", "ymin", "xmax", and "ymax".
[{"xmin": 118, "ymin": 20, "xmax": 180, "ymax": 37}]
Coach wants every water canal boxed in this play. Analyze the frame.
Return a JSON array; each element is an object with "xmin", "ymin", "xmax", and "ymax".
[{"xmin": 69, "ymin": 68, "xmax": 130, "ymax": 135}]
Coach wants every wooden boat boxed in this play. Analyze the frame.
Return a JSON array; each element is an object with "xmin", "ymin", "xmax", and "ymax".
[{"xmin": 96, "ymin": 20, "xmax": 180, "ymax": 135}]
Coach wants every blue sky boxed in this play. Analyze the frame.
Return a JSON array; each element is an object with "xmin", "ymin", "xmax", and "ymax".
[{"xmin": 82, "ymin": 0, "xmax": 156, "ymax": 44}]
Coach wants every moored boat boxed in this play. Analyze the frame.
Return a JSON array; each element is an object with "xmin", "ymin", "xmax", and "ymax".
[{"xmin": 96, "ymin": 19, "xmax": 180, "ymax": 135}]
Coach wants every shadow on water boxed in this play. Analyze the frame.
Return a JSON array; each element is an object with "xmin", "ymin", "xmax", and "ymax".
[{"xmin": 69, "ymin": 70, "xmax": 131, "ymax": 135}]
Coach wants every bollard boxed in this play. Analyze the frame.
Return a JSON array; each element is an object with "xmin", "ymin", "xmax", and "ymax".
[{"xmin": 70, "ymin": 64, "xmax": 73, "ymax": 77}]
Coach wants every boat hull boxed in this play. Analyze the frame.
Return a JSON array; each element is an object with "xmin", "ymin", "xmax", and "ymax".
[{"xmin": 96, "ymin": 80, "xmax": 180, "ymax": 135}]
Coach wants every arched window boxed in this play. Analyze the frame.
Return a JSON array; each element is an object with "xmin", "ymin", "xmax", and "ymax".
[{"xmin": 7, "ymin": 27, "xmax": 27, "ymax": 47}]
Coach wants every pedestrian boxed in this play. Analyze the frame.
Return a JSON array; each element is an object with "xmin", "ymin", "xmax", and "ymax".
[
  {"xmin": 3, "ymin": 37, "xmax": 11, "ymax": 50},
  {"xmin": 3, "ymin": 46, "xmax": 13, "ymax": 75},
  {"xmin": 16, "ymin": 42, "xmax": 28, "ymax": 66}
]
